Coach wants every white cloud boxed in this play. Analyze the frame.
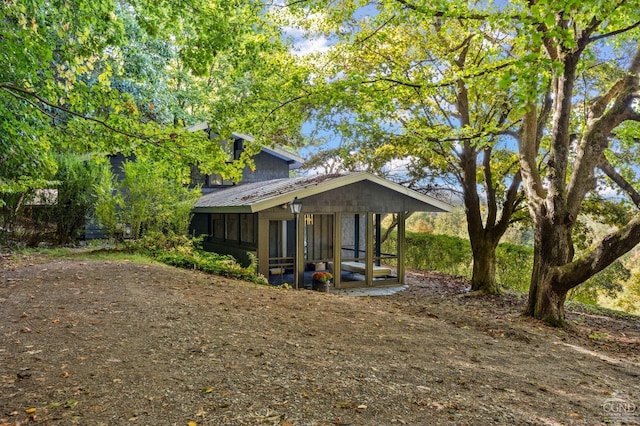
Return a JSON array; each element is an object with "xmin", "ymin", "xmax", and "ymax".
[
  {"xmin": 291, "ymin": 36, "xmax": 331, "ymax": 57},
  {"xmin": 270, "ymin": 5, "xmax": 332, "ymax": 57},
  {"xmin": 383, "ymin": 157, "xmax": 413, "ymax": 176}
]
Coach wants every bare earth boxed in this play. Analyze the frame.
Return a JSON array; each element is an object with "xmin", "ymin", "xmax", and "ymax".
[{"xmin": 1, "ymin": 252, "xmax": 639, "ymax": 426}]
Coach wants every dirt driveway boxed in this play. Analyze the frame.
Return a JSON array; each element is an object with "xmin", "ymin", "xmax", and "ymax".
[{"xmin": 1, "ymin": 253, "xmax": 639, "ymax": 425}]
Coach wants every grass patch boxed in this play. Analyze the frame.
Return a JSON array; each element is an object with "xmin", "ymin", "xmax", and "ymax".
[
  {"xmin": 565, "ymin": 300, "xmax": 638, "ymax": 319},
  {"xmin": 19, "ymin": 245, "xmax": 159, "ymax": 265},
  {"xmin": 12, "ymin": 234, "xmax": 267, "ymax": 285}
]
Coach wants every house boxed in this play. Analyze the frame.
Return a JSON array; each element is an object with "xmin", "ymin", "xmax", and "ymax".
[
  {"xmin": 85, "ymin": 125, "xmax": 303, "ymax": 239},
  {"xmin": 84, "ymin": 122, "xmax": 451, "ymax": 290},
  {"xmin": 185, "ymin": 122, "xmax": 303, "ymax": 193},
  {"xmin": 190, "ymin": 171, "xmax": 452, "ymax": 290}
]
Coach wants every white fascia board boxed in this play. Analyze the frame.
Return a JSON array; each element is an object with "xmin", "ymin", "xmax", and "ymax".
[{"xmin": 249, "ymin": 172, "xmax": 452, "ymax": 213}]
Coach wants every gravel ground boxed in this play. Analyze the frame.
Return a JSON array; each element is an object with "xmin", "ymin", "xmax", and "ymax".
[{"xmin": 1, "ymin": 253, "xmax": 639, "ymax": 425}]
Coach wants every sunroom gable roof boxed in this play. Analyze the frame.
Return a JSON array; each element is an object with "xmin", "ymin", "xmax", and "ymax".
[{"xmin": 193, "ymin": 172, "xmax": 452, "ymax": 213}]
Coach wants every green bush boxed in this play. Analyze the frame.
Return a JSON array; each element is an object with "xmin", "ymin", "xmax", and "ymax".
[
  {"xmin": 388, "ymin": 232, "xmax": 533, "ymax": 290},
  {"xmin": 386, "ymin": 229, "xmax": 632, "ymax": 307},
  {"xmin": 54, "ymin": 155, "xmax": 105, "ymax": 244},
  {"xmin": 94, "ymin": 157, "xmax": 200, "ymax": 240},
  {"xmin": 128, "ymin": 232, "xmax": 267, "ymax": 285},
  {"xmin": 385, "ymin": 232, "xmax": 473, "ymax": 277},
  {"xmin": 495, "ymin": 242, "xmax": 533, "ymax": 292}
]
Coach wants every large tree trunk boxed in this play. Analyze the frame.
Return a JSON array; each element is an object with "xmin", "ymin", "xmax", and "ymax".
[
  {"xmin": 526, "ymin": 216, "xmax": 640, "ymax": 326},
  {"xmin": 525, "ymin": 216, "xmax": 574, "ymax": 326},
  {"xmin": 469, "ymin": 233, "xmax": 499, "ymax": 294},
  {"xmin": 521, "ymin": 209, "xmax": 577, "ymax": 325},
  {"xmin": 526, "ymin": 275, "xmax": 568, "ymax": 327}
]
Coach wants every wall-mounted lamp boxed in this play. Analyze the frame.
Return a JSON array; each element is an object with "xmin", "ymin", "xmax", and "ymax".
[{"xmin": 289, "ymin": 196, "xmax": 303, "ymax": 215}]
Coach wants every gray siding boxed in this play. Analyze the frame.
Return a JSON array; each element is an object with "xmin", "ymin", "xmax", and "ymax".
[
  {"xmin": 293, "ymin": 181, "xmax": 439, "ymax": 214},
  {"xmin": 241, "ymin": 151, "xmax": 291, "ymax": 183}
]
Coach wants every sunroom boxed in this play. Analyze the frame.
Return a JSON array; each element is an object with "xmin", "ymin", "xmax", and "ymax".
[{"xmin": 190, "ymin": 172, "xmax": 451, "ymax": 290}]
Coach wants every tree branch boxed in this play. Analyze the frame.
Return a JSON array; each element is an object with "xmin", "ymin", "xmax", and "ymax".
[
  {"xmin": 589, "ymin": 20, "xmax": 640, "ymax": 43},
  {"xmin": 519, "ymin": 99, "xmax": 546, "ymax": 212},
  {"xmin": 497, "ymin": 169, "xmax": 523, "ymax": 234},
  {"xmin": 566, "ymin": 47, "xmax": 640, "ymax": 212},
  {"xmin": 555, "ymin": 216, "xmax": 640, "ymax": 290},
  {"xmin": 599, "ymin": 157, "xmax": 640, "ymax": 208},
  {"xmin": 1, "ymin": 83, "xmax": 156, "ymax": 142},
  {"xmin": 484, "ymin": 145, "xmax": 498, "ymax": 227},
  {"xmin": 355, "ymin": 14, "xmax": 397, "ymax": 45}
]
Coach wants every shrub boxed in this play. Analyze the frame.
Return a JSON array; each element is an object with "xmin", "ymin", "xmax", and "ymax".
[
  {"xmin": 94, "ymin": 157, "xmax": 200, "ymax": 240},
  {"xmin": 129, "ymin": 232, "xmax": 267, "ymax": 285},
  {"xmin": 392, "ymin": 232, "xmax": 533, "ymax": 290},
  {"xmin": 495, "ymin": 242, "xmax": 533, "ymax": 292},
  {"xmin": 392, "ymin": 232, "xmax": 473, "ymax": 278}
]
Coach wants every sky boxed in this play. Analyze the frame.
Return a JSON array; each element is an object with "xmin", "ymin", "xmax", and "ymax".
[{"xmin": 277, "ymin": 1, "xmax": 635, "ymax": 201}]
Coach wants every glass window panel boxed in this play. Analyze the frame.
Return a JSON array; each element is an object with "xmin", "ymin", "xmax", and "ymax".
[{"xmin": 226, "ymin": 214, "xmax": 239, "ymax": 242}]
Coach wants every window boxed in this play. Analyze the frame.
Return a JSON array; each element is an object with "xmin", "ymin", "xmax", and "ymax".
[
  {"xmin": 190, "ymin": 166, "xmax": 207, "ymax": 186},
  {"xmin": 220, "ymin": 139, "xmax": 234, "ymax": 162},
  {"xmin": 240, "ymin": 213, "xmax": 256, "ymax": 244},
  {"xmin": 209, "ymin": 174, "xmax": 234, "ymax": 186},
  {"xmin": 211, "ymin": 214, "xmax": 225, "ymax": 240},
  {"xmin": 226, "ymin": 214, "xmax": 239, "ymax": 242}
]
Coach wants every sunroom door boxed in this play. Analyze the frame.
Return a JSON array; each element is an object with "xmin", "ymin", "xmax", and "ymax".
[
  {"xmin": 267, "ymin": 219, "xmax": 294, "ymax": 285},
  {"xmin": 302, "ymin": 214, "xmax": 334, "ymax": 289}
]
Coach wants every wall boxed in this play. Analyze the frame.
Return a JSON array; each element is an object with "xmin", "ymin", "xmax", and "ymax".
[
  {"xmin": 241, "ymin": 151, "xmax": 291, "ymax": 184},
  {"xmin": 297, "ymin": 181, "xmax": 437, "ymax": 213}
]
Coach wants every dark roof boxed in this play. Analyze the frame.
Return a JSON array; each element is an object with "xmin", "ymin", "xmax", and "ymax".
[
  {"xmin": 186, "ymin": 122, "xmax": 304, "ymax": 170},
  {"xmin": 193, "ymin": 172, "xmax": 452, "ymax": 213}
]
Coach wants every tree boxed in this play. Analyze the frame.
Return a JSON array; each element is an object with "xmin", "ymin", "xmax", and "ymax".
[
  {"xmin": 284, "ymin": 1, "xmax": 640, "ymax": 324},
  {"xmin": 514, "ymin": 1, "xmax": 640, "ymax": 325},
  {"xmin": 2, "ymin": 0, "xmax": 310, "ymax": 243},
  {"xmin": 1, "ymin": 0, "xmax": 308, "ymax": 206},
  {"xmin": 281, "ymin": 1, "xmax": 527, "ymax": 294}
]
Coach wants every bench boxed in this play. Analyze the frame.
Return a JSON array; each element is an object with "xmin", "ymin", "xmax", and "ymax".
[{"xmin": 329, "ymin": 261, "xmax": 392, "ymax": 278}]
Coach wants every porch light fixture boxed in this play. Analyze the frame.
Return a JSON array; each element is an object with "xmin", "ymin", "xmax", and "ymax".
[
  {"xmin": 289, "ymin": 197, "xmax": 302, "ymax": 290},
  {"xmin": 289, "ymin": 196, "xmax": 303, "ymax": 214}
]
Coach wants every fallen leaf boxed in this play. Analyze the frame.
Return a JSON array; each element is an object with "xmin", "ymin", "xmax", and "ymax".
[
  {"xmin": 357, "ymin": 405, "xmax": 367, "ymax": 410},
  {"xmin": 187, "ymin": 422, "xmax": 197, "ymax": 426},
  {"xmin": 25, "ymin": 408, "xmax": 36, "ymax": 414}
]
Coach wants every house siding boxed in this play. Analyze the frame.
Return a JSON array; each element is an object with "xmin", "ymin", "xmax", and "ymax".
[
  {"xmin": 241, "ymin": 151, "xmax": 291, "ymax": 183},
  {"xmin": 292, "ymin": 181, "xmax": 437, "ymax": 213}
]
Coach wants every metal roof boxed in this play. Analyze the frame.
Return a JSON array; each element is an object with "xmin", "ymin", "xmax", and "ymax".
[
  {"xmin": 193, "ymin": 172, "xmax": 452, "ymax": 213},
  {"xmin": 186, "ymin": 122, "xmax": 303, "ymax": 169}
]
